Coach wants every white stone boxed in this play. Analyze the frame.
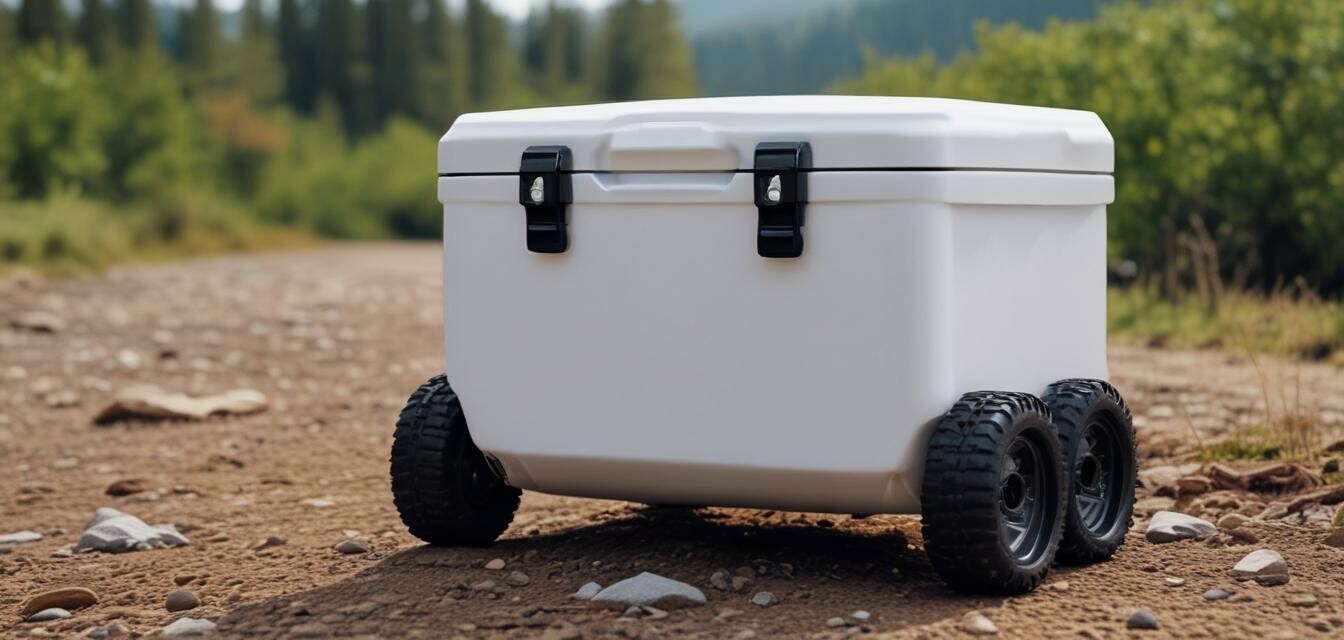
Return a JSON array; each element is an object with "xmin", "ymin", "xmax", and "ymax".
[
  {"xmin": 161, "ymin": 618, "xmax": 217, "ymax": 637},
  {"xmin": 74, "ymin": 508, "xmax": 189, "ymax": 553},
  {"xmin": 0, "ymin": 531, "xmax": 43, "ymax": 545},
  {"xmin": 1145, "ymin": 511, "xmax": 1217, "ymax": 543},
  {"xmin": 570, "ymin": 582, "xmax": 602, "ymax": 600},
  {"xmin": 1231, "ymin": 549, "xmax": 1289, "ymax": 586},
  {"xmin": 591, "ymin": 572, "xmax": 707, "ymax": 610},
  {"xmin": 749, "ymin": 592, "xmax": 774, "ymax": 607},
  {"xmin": 961, "ymin": 611, "xmax": 998, "ymax": 635},
  {"xmin": 27, "ymin": 608, "xmax": 71, "ymax": 622}
]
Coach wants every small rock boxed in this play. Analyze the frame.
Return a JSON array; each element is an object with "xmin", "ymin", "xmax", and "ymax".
[
  {"xmin": 1288, "ymin": 593, "xmax": 1318, "ymax": 608},
  {"xmin": 161, "ymin": 617, "xmax": 217, "ymax": 637},
  {"xmin": 1203, "ymin": 587, "xmax": 1233, "ymax": 601},
  {"xmin": 749, "ymin": 592, "xmax": 774, "ymax": 607},
  {"xmin": 570, "ymin": 582, "xmax": 602, "ymax": 600},
  {"xmin": 1127, "ymin": 609, "xmax": 1160, "ymax": 630},
  {"xmin": 74, "ymin": 507, "xmax": 189, "ymax": 553},
  {"xmin": 174, "ymin": 575, "xmax": 197, "ymax": 586},
  {"xmin": 1230, "ymin": 549, "xmax": 1289, "ymax": 586},
  {"xmin": 709, "ymin": 569, "xmax": 730, "ymax": 591},
  {"xmin": 1228, "ymin": 528, "xmax": 1259, "ymax": 544},
  {"xmin": 11, "ymin": 311, "xmax": 64, "ymax": 333},
  {"xmin": 1048, "ymin": 580, "xmax": 1070, "ymax": 592},
  {"xmin": 27, "ymin": 608, "xmax": 72, "ymax": 623},
  {"xmin": 825, "ymin": 617, "xmax": 847, "ymax": 628},
  {"xmin": 1217, "ymin": 513, "xmax": 1249, "ymax": 530},
  {"xmin": 86, "ymin": 623, "xmax": 129, "ymax": 639},
  {"xmin": 621, "ymin": 605, "xmax": 642, "ymax": 618},
  {"xmin": 591, "ymin": 572, "xmax": 707, "ymax": 610},
  {"xmin": 1164, "ymin": 577, "xmax": 1185, "ymax": 587},
  {"xmin": 19, "ymin": 587, "xmax": 99, "ymax": 617},
  {"xmin": 484, "ymin": 558, "xmax": 506, "ymax": 571},
  {"xmin": 848, "ymin": 611, "xmax": 872, "ymax": 623},
  {"xmin": 1145, "ymin": 511, "xmax": 1217, "ymax": 543},
  {"xmin": 299, "ymin": 498, "xmax": 334, "ymax": 508},
  {"xmin": 253, "ymin": 536, "xmax": 287, "ymax": 551},
  {"xmin": 730, "ymin": 576, "xmax": 752, "ymax": 592},
  {"xmin": 471, "ymin": 580, "xmax": 495, "ymax": 590},
  {"xmin": 93, "ymin": 387, "xmax": 268, "ymax": 425},
  {"xmin": 1323, "ymin": 529, "xmax": 1344, "ymax": 548},
  {"xmin": 1176, "ymin": 475, "xmax": 1212, "ymax": 494},
  {"xmin": 105, "ymin": 479, "xmax": 148, "ymax": 497},
  {"xmin": 165, "ymin": 589, "xmax": 201, "ymax": 612},
  {"xmin": 642, "ymin": 606, "xmax": 668, "ymax": 620},
  {"xmin": 0, "ymin": 531, "xmax": 43, "ymax": 545},
  {"xmin": 505, "ymin": 571, "xmax": 530, "ymax": 587},
  {"xmin": 961, "ymin": 610, "xmax": 998, "ymax": 635},
  {"xmin": 334, "ymin": 539, "xmax": 369, "ymax": 555}
]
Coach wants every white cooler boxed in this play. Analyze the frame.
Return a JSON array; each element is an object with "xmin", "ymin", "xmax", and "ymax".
[{"xmin": 435, "ymin": 96, "xmax": 1115, "ymax": 516}]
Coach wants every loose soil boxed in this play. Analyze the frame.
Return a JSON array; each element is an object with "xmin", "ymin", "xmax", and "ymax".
[{"xmin": 2, "ymin": 244, "xmax": 1342, "ymax": 639}]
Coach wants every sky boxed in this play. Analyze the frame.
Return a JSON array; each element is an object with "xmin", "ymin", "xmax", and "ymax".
[{"xmin": 206, "ymin": 0, "xmax": 613, "ymax": 20}]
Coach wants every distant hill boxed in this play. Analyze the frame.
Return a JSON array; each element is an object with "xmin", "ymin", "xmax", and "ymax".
[
  {"xmin": 691, "ymin": 0, "xmax": 1114, "ymax": 96},
  {"xmin": 673, "ymin": 0, "xmax": 847, "ymax": 37}
]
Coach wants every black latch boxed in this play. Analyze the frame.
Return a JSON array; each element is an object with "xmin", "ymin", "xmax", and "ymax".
[
  {"xmin": 519, "ymin": 145, "xmax": 572, "ymax": 253},
  {"xmin": 754, "ymin": 142, "xmax": 811, "ymax": 258}
]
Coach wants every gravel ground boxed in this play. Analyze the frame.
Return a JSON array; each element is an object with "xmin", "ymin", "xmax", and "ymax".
[{"xmin": 2, "ymin": 244, "xmax": 1342, "ymax": 639}]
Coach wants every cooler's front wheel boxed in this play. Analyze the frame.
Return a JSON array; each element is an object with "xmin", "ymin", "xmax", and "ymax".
[
  {"xmin": 390, "ymin": 374, "xmax": 520, "ymax": 546},
  {"xmin": 920, "ymin": 391, "xmax": 1066, "ymax": 594},
  {"xmin": 1042, "ymin": 379, "xmax": 1137, "ymax": 563}
]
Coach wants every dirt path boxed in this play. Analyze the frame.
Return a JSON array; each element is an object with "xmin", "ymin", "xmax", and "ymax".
[{"xmin": 2, "ymin": 244, "xmax": 1342, "ymax": 639}]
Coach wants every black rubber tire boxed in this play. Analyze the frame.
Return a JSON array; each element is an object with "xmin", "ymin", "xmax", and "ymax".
[
  {"xmin": 1042, "ymin": 379, "xmax": 1137, "ymax": 564},
  {"xmin": 921, "ymin": 391, "xmax": 1066, "ymax": 595},
  {"xmin": 390, "ymin": 374, "xmax": 520, "ymax": 546}
]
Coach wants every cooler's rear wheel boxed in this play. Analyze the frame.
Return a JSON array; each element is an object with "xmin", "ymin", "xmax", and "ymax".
[
  {"xmin": 1042, "ymin": 379, "xmax": 1136, "ymax": 563},
  {"xmin": 390, "ymin": 374, "xmax": 520, "ymax": 546},
  {"xmin": 921, "ymin": 391, "xmax": 1065, "ymax": 594}
]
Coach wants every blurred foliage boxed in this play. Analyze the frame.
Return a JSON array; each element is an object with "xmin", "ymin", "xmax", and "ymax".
[
  {"xmin": 0, "ymin": 0, "xmax": 701, "ymax": 275},
  {"xmin": 838, "ymin": 0, "xmax": 1344, "ymax": 296}
]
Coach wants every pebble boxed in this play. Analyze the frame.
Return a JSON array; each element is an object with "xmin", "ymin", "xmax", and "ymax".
[
  {"xmin": 334, "ymin": 539, "xmax": 369, "ymax": 555},
  {"xmin": 505, "ymin": 571, "xmax": 530, "ymax": 587},
  {"xmin": 11, "ymin": 311, "xmax": 64, "ymax": 333},
  {"xmin": 86, "ymin": 623, "xmax": 129, "ymax": 639},
  {"xmin": 1127, "ymin": 609, "xmax": 1160, "ymax": 630},
  {"xmin": 484, "ymin": 558, "xmax": 506, "ymax": 571},
  {"xmin": 961, "ymin": 610, "xmax": 998, "ymax": 635},
  {"xmin": 105, "ymin": 479, "xmax": 148, "ymax": 497},
  {"xmin": 1164, "ymin": 577, "xmax": 1185, "ymax": 587},
  {"xmin": 1230, "ymin": 549, "xmax": 1289, "ymax": 586},
  {"xmin": 1048, "ymin": 580, "xmax": 1070, "ymax": 592},
  {"xmin": 642, "ymin": 606, "xmax": 668, "ymax": 620},
  {"xmin": 749, "ymin": 592, "xmax": 774, "ymax": 607},
  {"xmin": 1203, "ymin": 587, "xmax": 1233, "ymax": 601},
  {"xmin": 730, "ymin": 576, "xmax": 752, "ymax": 592},
  {"xmin": 1288, "ymin": 593, "xmax": 1318, "ymax": 607},
  {"xmin": 849, "ymin": 610, "xmax": 872, "ymax": 623},
  {"xmin": 1324, "ymin": 529, "xmax": 1344, "ymax": 548},
  {"xmin": 591, "ymin": 572, "xmax": 706, "ymax": 610},
  {"xmin": 26, "ymin": 608, "xmax": 71, "ymax": 623},
  {"xmin": 1217, "ymin": 513, "xmax": 1249, "ymax": 530},
  {"xmin": 0, "ymin": 531, "xmax": 43, "ymax": 545},
  {"xmin": 74, "ymin": 507, "xmax": 189, "ymax": 553},
  {"xmin": 825, "ymin": 617, "xmax": 847, "ymax": 628},
  {"xmin": 570, "ymin": 582, "xmax": 602, "ymax": 600},
  {"xmin": 710, "ymin": 569, "xmax": 730, "ymax": 591},
  {"xmin": 253, "ymin": 536, "xmax": 287, "ymax": 551},
  {"xmin": 19, "ymin": 587, "xmax": 100, "ymax": 617},
  {"xmin": 161, "ymin": 617, "xmax": 218, "ymax": 637},
  {"xmin": 165, "ymin": 589, "xmax": 201, "ymax": 612},
  {"xmin": 1145, "ymin": 511, "xmax": 1217, "ymax": 543}
]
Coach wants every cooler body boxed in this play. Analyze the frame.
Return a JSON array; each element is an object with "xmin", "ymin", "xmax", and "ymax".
[{"xmin": 437, "ymin": 97, "xmax": 1114, "ymax": 515}]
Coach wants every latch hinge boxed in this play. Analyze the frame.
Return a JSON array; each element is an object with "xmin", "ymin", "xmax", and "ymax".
[
  {"xmin": 519, "ymin": 145, "xmax": 572, "ymax": 253},
  {"xmin": 754, "ymin": 142, "xmax": 812, "ymax": 258}
]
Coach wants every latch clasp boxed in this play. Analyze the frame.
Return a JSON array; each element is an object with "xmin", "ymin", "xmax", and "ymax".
[
  {"xmin": 754, "ymin": 142, "xmax": 811, "ymax": 258},
  {"xmin": 519, "ymin": 146, "xmax": 572, "ymax": 253}
]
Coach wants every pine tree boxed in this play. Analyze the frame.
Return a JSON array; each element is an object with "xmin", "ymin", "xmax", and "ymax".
[
  {"xmin": 76, "ymin": 0, "xmax": 113, "ymax": 64},
  {"xmin": 366, "ymin": 0, "xmax": 420, "ymax": 125},
  {"xmin": 17, "ymin": 0, "xmax": 66, "ymax": 46},
  {"xmin": 525, "ymin": 1, "xmax": 586, "ymax": 95},
  {"xmin": 599, "ymin": 0, "xmax": 641, "ymax": 101},
  {"xmin": 599, "ymin": 0, "xmax": 697, "ymax": 101},
  {"xmin": 418, "ymin": 0, "xmax": 467, "ymax": 127},
  {"xmin": 213, "ymin": 0, "xmax": 283, "ymax": 105},
  {"xmin": 115, "ymin": 0, "xmax": 155, "ymax": 51},
  {"xmin": 277, "ymin": 0, "xmax": 314, "ymax": 113},
  {"xmin": 315, "ymin": 0, "xmax": 357, "ymax": 133},
  {"xmin": 182, "ymin": 0, "xmax": 218, "ymax": 76},
  {"xmin": 463, "ymin": 0, "xmax": 510, "ymax": 109}
]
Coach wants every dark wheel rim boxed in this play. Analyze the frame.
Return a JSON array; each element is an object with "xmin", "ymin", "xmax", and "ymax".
[
  {"xmin": 1074, "ymin": 415, "xmax": 1127, "ymax": 536},
  {"xmin": 1000, "ymin": 433, "xmax": 1053, "ymax": 564}
]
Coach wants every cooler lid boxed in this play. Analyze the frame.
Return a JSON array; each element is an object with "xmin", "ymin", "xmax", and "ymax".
[{"xmin": 439, "ymin": 96, "xmax": 1113, "ymax": 175}]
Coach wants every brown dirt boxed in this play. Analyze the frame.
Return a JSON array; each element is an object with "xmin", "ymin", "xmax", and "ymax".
[{"xmin": 2, "ymin": 244, "xmax": 1342, "ymax": 639}]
